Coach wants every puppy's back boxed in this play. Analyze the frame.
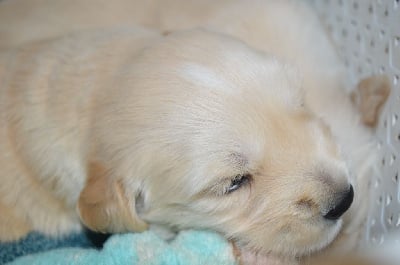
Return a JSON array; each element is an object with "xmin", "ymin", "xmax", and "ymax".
[{"xmin": 0, "ymin": 27, "xmax": 160, "ymax": 241}]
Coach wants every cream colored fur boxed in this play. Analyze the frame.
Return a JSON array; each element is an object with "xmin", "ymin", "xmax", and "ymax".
[{"xmin": 0, "ymin": 0, "xmax": 378, "ymax": 264}]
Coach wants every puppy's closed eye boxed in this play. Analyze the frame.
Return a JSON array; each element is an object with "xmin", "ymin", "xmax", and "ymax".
[
  {"xmin": 199, "ymin": 173, "xmax": 253, "ymax": 197},
  {"xmin": 226, "ymin": 174, "xmax": 252, "ymax": 194}
]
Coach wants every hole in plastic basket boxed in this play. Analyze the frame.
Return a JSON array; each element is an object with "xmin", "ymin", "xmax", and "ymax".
[
  {"xmin": 393, "ymin": 172, "xmax": 398, "ymax": 184},
  {"xmin": 370, "ymin": 39, "xmax": 375, "ymax": 47},
  {"xmin": 386, "ymin": 194, "xmax": 392, "ymax": 206},
  {"xmin": 368, "ymin": 4, "xmax": 373, "ymax": 14},
  {"xmin": 380, "ymin": 29, "xmax": 386, "ymax": 38},
  {"xmin": 388, "ymin": 214, "xmax": 394, "ymax": 225},
  {"xmin": 378, "ymin": 195, "xmax": 383, "ymax": 205},
  {"xmin": 392, "ymin": 114, "xmax": 398, "ymax": 126},
  {"xmin": 395, "ymin": 75, "xmax": 399, "ymax": 85},
  {"xmin": 390, "ymin": 154, "xmax": 396, "ymax": 165},
  {"xmin": 353, "ymin": 2, "xmax": 359, "ymax": 10},
  {"xmin": 397, "ymin": 214, "xmax": 400, "ymax": 227},
  {"xmin": 374, "ymin": 178, "xmax": 381, "ymax": 188},
  {"xmin": 385, "ymin": 44, "xmax": 389, "ymax": 54}
]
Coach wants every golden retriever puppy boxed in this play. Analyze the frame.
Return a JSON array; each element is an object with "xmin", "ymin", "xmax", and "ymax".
[
  {"xmin": 1, "ymin": 26, "xmax": 355, "ymax": 263},
  {"xmin": 0, "ymin": 0, "xmax": 382, "ymax": 264}
]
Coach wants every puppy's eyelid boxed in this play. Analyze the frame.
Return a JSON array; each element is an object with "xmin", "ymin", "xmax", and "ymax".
[
  {"xmin": 226, "ymin": 173, "xmax": 252, "ymax": 194},
  {"xmin": 195, "ymin": 173, "xmax": 253, "ymax": 197}
]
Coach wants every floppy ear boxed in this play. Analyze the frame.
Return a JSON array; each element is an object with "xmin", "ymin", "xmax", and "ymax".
[
  {"xmin": 351, "ymin": 75, "xmax": 390, "ymax": 127},
  {"xmin": 77, "ymin": 162, "xmax": 148, "ymax": 233}
]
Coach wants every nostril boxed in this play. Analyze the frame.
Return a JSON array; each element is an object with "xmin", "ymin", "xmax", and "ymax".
[{"xmin": 323, "ymin": 185, "xmax": 354, "ymax": 220}]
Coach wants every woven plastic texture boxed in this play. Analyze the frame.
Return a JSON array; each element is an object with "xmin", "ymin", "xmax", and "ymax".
[{"xmin": 308, "ymin": 0, "xmax": 400, "ymax": 247}]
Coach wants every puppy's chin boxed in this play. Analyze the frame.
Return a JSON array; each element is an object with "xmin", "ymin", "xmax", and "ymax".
[
  {"xmin": 235, "ymin": 247, "xmax": 296, "ymax": 265},
  {"xmin": 233, "ymin": 221, "xmax": 342, "ymax": 265},
  {"xmin": 300, "ymin": 219, "xmax": 343, "ymax": 256},
  {"xmin": 236, "ymin": 218, "xmax": 343, "ymax": 260},
  {"xmin": 287, "ymin": 219, "xmax": 344, "ymax": 257}
]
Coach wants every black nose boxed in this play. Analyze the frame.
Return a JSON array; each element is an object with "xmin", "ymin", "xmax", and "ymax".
[{"xmin": 323, "ymin": 185, "xmax": 354, "ymax": 220}]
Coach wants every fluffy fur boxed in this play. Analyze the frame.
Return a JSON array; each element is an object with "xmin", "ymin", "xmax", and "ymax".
[{"xmin": 0, "ymin": 0, "xmax": 380, "ymax": 264}]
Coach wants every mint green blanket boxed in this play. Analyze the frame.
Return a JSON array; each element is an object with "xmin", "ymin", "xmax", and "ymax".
[{"xmin": 7, "ymin": 230, "xmax": 237, "ymax": 265}]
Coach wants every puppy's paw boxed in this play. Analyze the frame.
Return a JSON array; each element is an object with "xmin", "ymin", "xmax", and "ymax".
[{"xmin": 351, "ymin": 75, "xmax": 391, "ymax": 127}]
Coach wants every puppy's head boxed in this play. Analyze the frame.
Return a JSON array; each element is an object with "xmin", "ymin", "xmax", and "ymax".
[{"xmin": 78, "ymin": 30, "xmax": 353, "ymax": 258}]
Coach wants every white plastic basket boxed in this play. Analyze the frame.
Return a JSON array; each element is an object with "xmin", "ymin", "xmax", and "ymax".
[{"xmin": 308, "ymin": 0, "xmax": 400, "ymax": 247}]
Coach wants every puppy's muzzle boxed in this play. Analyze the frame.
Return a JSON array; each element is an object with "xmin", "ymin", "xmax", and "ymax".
[{"xmin": 323, "ymin": 185, "xmax": 354, "ymax": 220}]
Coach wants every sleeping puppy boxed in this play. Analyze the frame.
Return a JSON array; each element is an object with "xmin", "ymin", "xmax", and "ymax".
[
  {"xmin": 1, "ymin": 26, "xmax": 355, "ymax": 263},
  {"xmin": 0, "ymin": 0, "xmax": 384, "ymax": 264}
]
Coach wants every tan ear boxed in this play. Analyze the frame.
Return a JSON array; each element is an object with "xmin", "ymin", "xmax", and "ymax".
[
  {"xmin": 351, "ymin": 75, "xmax": 391, "ymax": 127},
  {"xmin": 77, "ymin": 162, "xmax": 148, "ymax": 233}
]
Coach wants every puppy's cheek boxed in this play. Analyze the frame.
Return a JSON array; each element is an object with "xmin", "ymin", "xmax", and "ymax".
[{"xmin": 77, "ymin": 162, "xmax": 148, "ymax": 233}]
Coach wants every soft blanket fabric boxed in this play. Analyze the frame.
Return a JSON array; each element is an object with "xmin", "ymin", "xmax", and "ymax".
[
  {"xmin": 0, "ymin": 232, "xmax": 96, "ymax": 264},
  {"xmin": 4, "ymin": 230, "xmax": 236, "ymax": 265}
]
